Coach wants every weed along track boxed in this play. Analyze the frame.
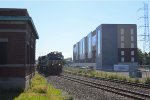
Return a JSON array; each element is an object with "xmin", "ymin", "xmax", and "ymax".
[{"xmin": 60, "ymin": 74, "xmax": 150, "ymax": 100}]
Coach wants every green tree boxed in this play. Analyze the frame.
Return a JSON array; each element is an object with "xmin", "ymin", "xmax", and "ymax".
[
  {"xmin": 137, "ymin": 48, "xmax": 150, "ymax": 65},
  {"xmin": 145, "ymin": 52, "xmax": 150, "ymax": 65},
  {"xmin": 137, "ymin": 48, "xmax": 144, "ymax": 65}
]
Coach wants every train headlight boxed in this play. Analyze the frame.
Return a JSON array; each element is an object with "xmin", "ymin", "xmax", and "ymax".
[
  {"xmin": 59, "ymin": 64, "xmax": 61, "ymax": 66},
  {"xmin": 52, "ymin": 64, "xmax": 54, "ymax": 66}
]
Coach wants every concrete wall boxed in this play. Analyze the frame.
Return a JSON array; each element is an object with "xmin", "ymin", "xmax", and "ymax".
[
  {"xmin": 71, "ymin": 63, "xmax": 96, "ymax": 68},
  {"xmin": 0, "ymin": 73, "xmax": 34, "ymax": 90}
]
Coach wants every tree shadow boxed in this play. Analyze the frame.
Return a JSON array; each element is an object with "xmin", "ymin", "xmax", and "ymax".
[{"xmin": 0, "ymin": 89, "xmax": 23, "ymax": 100}]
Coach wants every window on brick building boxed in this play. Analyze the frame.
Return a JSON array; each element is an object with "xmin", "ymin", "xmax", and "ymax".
[
  {"xmin": 131, "ymin": 51, "xmax": 134, "ymax": 55},
  {"xmin": 121, "ymin": 43, "xmax": 124, "ymax": 48},
  {"xmin": 121, "ymin": 28, "xmax": 124, "ymax": 35},
  {"xmin": 121, "ymin": 57, "xmax": 124, "ymax": 62},
  {"xmin": 121, "ymin": 51, "xmax": 124, "ymax": 55},
  {"xmin": 131, "ymin": 43, "xmax": 134, "ymax": 48},
  {"xmin": 131, "ymin": 36, "xmax": 134, "ymax": 41},
  {"xmin": 0, "ymin": 42, "xmax": 7, "ymax": 64},
  {"xmin": 131, "ymin": 57, "xmax": 134, "ymax": 62},
  {"xmin": 121, "ymin": 36, "xmax": 124, "ymax": 41},
  {"xmin": 130, "ymin": 28, "xmax": 134, "ymax": 35}
]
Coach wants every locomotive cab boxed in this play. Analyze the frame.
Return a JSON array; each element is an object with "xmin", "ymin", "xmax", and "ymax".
[
  {"xmin": 46, "ymin": 52, "xmax": 64, "ymax": 75},
  {"xmin": 38, "ymin": 51, "xmax": 64, "ymax": 75}
]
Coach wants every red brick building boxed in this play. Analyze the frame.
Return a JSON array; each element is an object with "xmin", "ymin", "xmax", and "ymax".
[{"xmin": 0, "ymin": 8, "xmax": 39, "ymax": 90}]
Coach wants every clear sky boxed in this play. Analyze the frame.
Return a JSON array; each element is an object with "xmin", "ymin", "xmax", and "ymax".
[{"xmin": 0, "ymin": 0, "xmax": 150, "ymax": 59}]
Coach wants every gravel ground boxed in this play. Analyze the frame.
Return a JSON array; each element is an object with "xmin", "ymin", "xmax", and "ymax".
[
  {"xmin": 64, "ymin": 73, "xmax": 150, "ymax": 94},
  {"xmin": 47, "ymin": 75, "xmax": 132, "ymax": 100}
]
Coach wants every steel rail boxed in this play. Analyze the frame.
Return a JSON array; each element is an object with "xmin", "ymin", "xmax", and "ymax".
[
  {"xmin": 92, "ymin": 76, "xmax": 150, "ymax": 89},
  {"xmin": 66, "ymin": 72, "xmax": 150, "ymax": 89},
  {"xmin": 60, "ymin": 74, "xmax": 150, "ymax": 100}
]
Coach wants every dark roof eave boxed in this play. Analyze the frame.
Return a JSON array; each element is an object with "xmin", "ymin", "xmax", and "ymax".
[
  {"xmin": 30, "ymin": 18, "xmax": 39, "ymax": 39},
  {"xmin": 0, "ymin": 16, "xmax": 39, "ymax": 39}
]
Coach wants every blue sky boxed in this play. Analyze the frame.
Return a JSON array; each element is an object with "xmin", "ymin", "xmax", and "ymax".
[{"xmin": 0, "ymin": 0, "xmax": 150, "ymax": 59}]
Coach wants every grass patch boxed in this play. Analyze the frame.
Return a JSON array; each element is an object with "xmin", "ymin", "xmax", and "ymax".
[
  {"xmin": 14, "ymin": 74, "xmax": 72, "ymax": 100},
  {"xmin": 64, "ymin": 67, "xmax": 150, "ymax": 85}
]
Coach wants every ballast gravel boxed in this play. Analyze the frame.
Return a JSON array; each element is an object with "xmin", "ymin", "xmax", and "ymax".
[
  {"xmin": 65, "ymin": 73, "xmax": 150, "ymax": 94},
  {"xmin": 47, "ymin": 75, "xmax": 132, "ymax": 100}
]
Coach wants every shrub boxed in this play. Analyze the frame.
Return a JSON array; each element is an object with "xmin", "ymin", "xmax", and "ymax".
[
  {"xmin": 78, "ymin": 70, "xmax": 83, "ymax": 74},
  {"xmin": 134, "ymin": 78, "xmax": 140, "ymax": 83},
  {"xmin": 64, "ymin": 66, "xmax": 150, "ymax": 84},
  {"xmin": 108, "ymin": 74, "xmax": 118, "ymax": 80},
  {"xmin": 145, "ymin": 77, "xmax": 150, "ymax": 84},
  {"xmin": 127, "ymin": 78, "xmax": 134, "ymax": 83}
]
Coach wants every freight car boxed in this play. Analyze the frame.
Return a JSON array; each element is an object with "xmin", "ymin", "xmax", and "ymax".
[
  {"xmin": 38, "ymin": 51, "xmax": 64, "ymax": 75},
  {"xmin": 37, "ymin": 55, "xmax": 47, "ymax": 73}
]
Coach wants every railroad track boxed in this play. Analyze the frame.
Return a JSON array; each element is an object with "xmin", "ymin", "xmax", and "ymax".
[
  {"xmin": 66, "ymin": 72, "xmax": 150, "ymax": 89},
  {"xmin": 60, "ymin": 74, "xmax": 150, "ymax": 100},
  {"xmin": 92, "ymin": 76, "xmax": 150, "ymax": 89}
]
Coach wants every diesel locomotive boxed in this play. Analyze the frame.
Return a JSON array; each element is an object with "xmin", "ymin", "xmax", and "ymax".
[{"xmin": 38, "ymin": 51, "xmax": 64, "ymax": 75}]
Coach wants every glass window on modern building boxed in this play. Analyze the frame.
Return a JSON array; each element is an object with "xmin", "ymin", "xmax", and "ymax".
[
  {"xmin": 131, "ymin": 57, "xmax": 134, "ymax": 62},
  {"xmin": 73, "ymin": 46, "xmax": 76, "ymax": 53},
  {"xmin": 121, "ymin": 28, "xmax": 124, "ymax": 35},
  {"xmin": 121, "ymin": 36, "xmax": 124, "ymax": 41},
  {"xmin": 82, "ymin": 39, "xmax": 85, "ymax": 59},
  {"xmin": 98, "ymin": 30, "xmax": 100, "ymax": 55},
  {"xmin": 131, "ymin": 51, "xmax": 134, "ymax": 55},
  {"xmin": 92, "ymin": 35, "xmax": 96, "ymax": 46},
  {"xmin": 121, "ymin": 42, "xmax": 124, "ymax": 48},
  {"xmin": 131, "ymin": 43, "xmax": 134, "ymax": 48},
  {"xmin": 80, "ymin": 40, "xmax": 82, "ymax": 59},
  {"xmin": 76, "ymin": 44, "xmax": 78, "ymax": 60},
  {"xmin": 131, "ymin": 36, "xmax": 134, "ymax": 41},
  {"xmin": 121, "ymin": 57, "xmax": 124, "ymax": 62},
  {"xmin": 88, "ymin": 33, "xmax": 92, "ymax": 58},
  {"xmin": 130, "ymin": 28, "xmax": 134, "ymax": 35},
  {"xmin": 73, "ymin": 46, "xmax": 76, "ymax": 59},
  {"xmin": 121, "ymin": 51, "xmax": 124, "ymax": 55}
]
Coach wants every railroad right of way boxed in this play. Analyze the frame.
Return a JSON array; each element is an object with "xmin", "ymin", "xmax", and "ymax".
[
  {"xmin": 61, "ymin": 73, "xmax": 150, "ymax": 100},
  {"xmin": 46, "ymin": 73, "xmax": 150, "ymax": 100}
]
